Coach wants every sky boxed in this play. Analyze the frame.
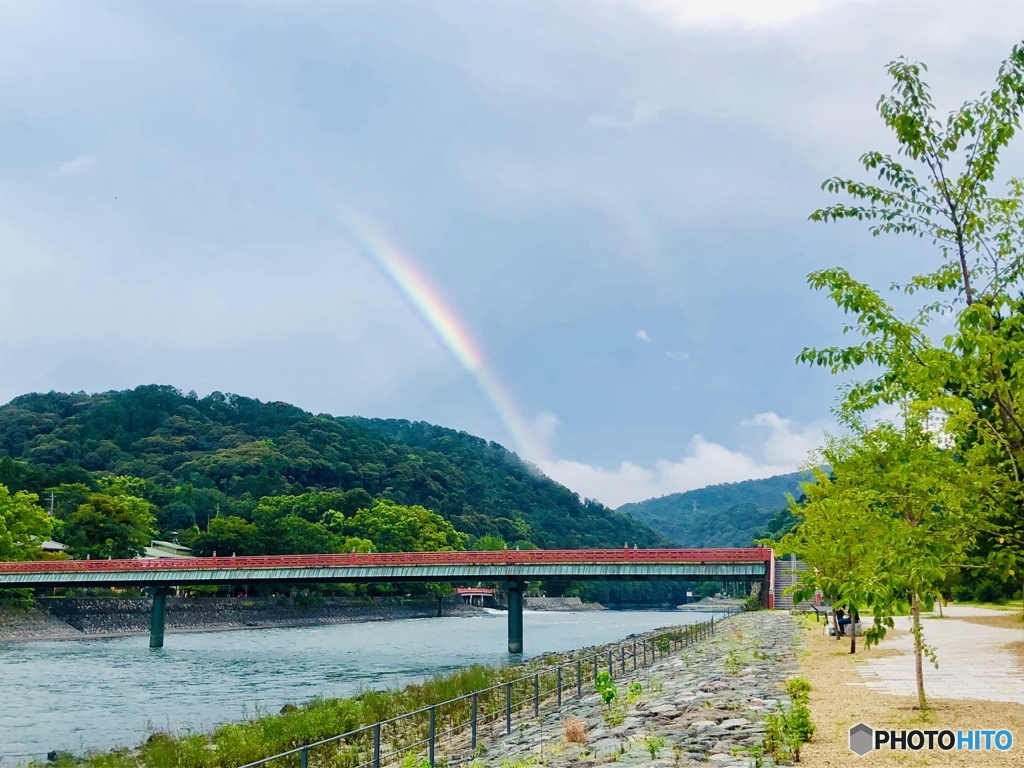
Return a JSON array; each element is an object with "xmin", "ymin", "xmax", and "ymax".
[{"xmin": 1, "ymin": 1, "xmax": 1022, "ymax": 508}]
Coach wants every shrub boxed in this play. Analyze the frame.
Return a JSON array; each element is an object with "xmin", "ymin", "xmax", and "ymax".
[{"xmin": 563, "ymin": 718, "xmax": 587, "ymax": 744}]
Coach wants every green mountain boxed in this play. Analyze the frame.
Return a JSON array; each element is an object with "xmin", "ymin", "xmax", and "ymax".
[
  {"xmin": 617, "ymin": 472, "xmax": 809, "ymax": 547},
  {"xmin": 0, "ymin": 385, "xmax": 668, "ymax": 552}
]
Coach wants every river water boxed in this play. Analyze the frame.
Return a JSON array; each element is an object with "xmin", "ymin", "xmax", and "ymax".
[{"xmin": 0, "ymin": 609, "xmax": 719, "ymax": 763}]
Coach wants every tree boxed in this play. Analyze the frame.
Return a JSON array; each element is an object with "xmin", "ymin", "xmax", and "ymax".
[
  {"xmin": 473, "ymin": 534, "xmax": 506, "ymax": 550},
  {"xmin": 187, "ymin": 516, "xmax": 262, "ymax": 557},
  {"xmin": 0, "ymin": 484, "xmax": 51, "ymax": 560},
  {"xmin": 774, "ymin": 462, "xmax": 884, "ymax": 655},
  {"xmin": 64, "ymin": 493, "xmax": 156, "ymax": 560},
  {"xmin": 779, "ymin": 414, "xmax": 994, "ymax": 708},
  {"xmin": 345, "ymin": 500, "xmax": 468, "ymax": 552},
  {"xmin": 800, "ymin": 44, "xmax": 1024, "ymax": 599}
]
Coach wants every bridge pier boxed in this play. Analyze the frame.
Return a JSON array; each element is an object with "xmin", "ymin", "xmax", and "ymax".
[
  {"xmin": 507, "ymin": 581, "xmax": 526, "ymax": 654},
  {"xmin": 149, "ymin": 587, "xmax": 174, "ymax": 649}
]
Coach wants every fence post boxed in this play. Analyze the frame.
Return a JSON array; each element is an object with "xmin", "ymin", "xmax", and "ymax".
[
  {"xmin": 577, "ymin": 659, "xmax": 582, "ymax": 698},
  {"xmin": 620, "ymin": 645, "xmax": 625, "ymax": 674},
  {"xmin": 557, "ymin": 666, "xmax": 563, "ymax": 708},
  {"xmin": 300, "ymin": 746, "xmax": 308, "ymax": 768},
  {"xmin": 506, "ymin": 682, "xmax": 512, "ymax": 734},
  {"xmin": 374, "ymin": 723, "xmax": 381, "ymax": 768},
  {"xmin": 534, "ymin": 673, "xmax": 539, "ymax": 718},
  {"xmin": 711, "ymin": 616, "xmax": 715, "ymax": 635},
  {"xmin": 593, "ymin": 655, "xmax": 598, "ymax": 681},
  {"xmin": 429, "ymin": 706, "xmax": 436, "ymax": 768},
  {"xmin": 633, "ymin": 639, "xmax": 637, "ymax": 670},
  {"xmin": 471, "ymin": 694, "xmax": 478, "ymax": 753}
]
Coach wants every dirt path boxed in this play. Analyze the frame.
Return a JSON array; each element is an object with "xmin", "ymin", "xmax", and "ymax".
[{"xmin": 800, "ymin": 606, "xmax": 1024, "ymax": 767}]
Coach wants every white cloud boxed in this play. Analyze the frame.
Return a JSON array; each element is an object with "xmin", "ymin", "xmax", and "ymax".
[
  {"xmin": 56, "ymin": 155, "xmax": 96, "ymax": 177},
  {"xmin": 538, "ymin": 412, "xmax": 827, "ymax": 508},
  {"xmin": 665, "ymin": 350, "xmax": 689, "ymax": 361},
  {"xmin": 623, "ymin": 0, "xmax": 832, "ymax": 30},
  {"xmin": 636, "ymin": 329, "xmax": 652, "ymax": 342}
]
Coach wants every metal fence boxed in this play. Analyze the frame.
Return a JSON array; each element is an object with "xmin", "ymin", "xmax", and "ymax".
[{"xmin": 239, "ymin": 610, "xmax": 740, "ymax": 768}]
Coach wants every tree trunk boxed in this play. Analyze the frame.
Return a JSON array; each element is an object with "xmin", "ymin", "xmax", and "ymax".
[
  {"xmin": 936, "ymin": 593, "xmax": 944, "ymax": 618},
  {"xmin": 849, "ymin": 611, "xmax": 857, "ymax": 654},
  {"xmin": 832, "ymin": 609, "xmax": 841, "ymax": 641},
  {"xmin": 911, "ymin": 592, "xmax": 927, "ymax": 710}
]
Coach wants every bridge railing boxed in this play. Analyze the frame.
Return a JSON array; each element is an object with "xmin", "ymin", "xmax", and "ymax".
[
  {"xmin": 0, "ymin": 547, "xmax": 773, "ymax": 574},
  {"xmin": 236, "ymin": 609, "xmax": 742, "ymax": 768}
]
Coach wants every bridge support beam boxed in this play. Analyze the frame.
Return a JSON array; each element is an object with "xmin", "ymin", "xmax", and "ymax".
[
  {"xmin": 150, "ymin": 587, "xmax": 174, "ymax": 649},
  {"xmin": 507, "ymin": 581, "xmax": 526, "ymax": 654}
]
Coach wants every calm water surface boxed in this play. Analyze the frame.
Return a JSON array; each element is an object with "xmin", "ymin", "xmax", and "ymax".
[{"xmin": 0, "ymin": 610, "xmax": 719, "ymax": 762}]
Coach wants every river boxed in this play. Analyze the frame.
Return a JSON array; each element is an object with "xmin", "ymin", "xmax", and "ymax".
[{"xmin": 0, "ymin": 609, "xmax": 720, "ymax": 763}]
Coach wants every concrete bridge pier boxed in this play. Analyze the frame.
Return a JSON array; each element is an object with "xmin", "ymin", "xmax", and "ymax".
[
  {"xmin": 507, "ymin": 581, "xmax": 527, "ymax": 654},
  {"xmin": 149, "ymin": 586, "xmax": 174, "ymax": 649}
]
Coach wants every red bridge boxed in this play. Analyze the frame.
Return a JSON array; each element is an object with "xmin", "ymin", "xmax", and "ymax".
[{"xmin": 0, "ymin": 547, "xmax": 774, "ymax": 652}]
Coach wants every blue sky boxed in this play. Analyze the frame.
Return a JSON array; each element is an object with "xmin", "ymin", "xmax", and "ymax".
[{"xmin": 2, "ymin": 1, "xmax": 1022, "ymax": 507}]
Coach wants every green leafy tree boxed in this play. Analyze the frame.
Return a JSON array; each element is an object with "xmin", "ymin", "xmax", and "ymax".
[
  {"xmin": 774, "ymin": 461, "xmax": 885, "ymax": 654},
  {"xmin": 473, "ymin": 534, "xmax": 506, "ymax": 550},
  {"xmin": 64, "ymin": 492, "xmax": 157, "ymax": 560},
  {"xmin": 0, "ymin": 484, "xmax": 51, "ymax": 560},
  {"xmin": 779, "ymin": 414, "xmax": 995, "ymax": 709},
  {"xmin": 346, "ymin": 500, "xmax": 468, "ymax": 552},
  {"xmin": 800, "ymin": 44, "xmax": 1024, "ymax": 598},
  {"xmin": 188, "ymin": 516, "xmax": 262, "ymax": 557}
]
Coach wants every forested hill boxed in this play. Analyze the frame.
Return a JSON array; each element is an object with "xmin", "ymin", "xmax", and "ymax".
[
  {"xmin": 0, "ymin": 385, "xmax": 667, "ymax": 550},
  {"xmin": 617, "ymin": 472, "xmax": 808, "ymax": 547}
]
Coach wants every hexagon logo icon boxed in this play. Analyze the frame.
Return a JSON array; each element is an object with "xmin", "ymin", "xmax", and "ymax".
[{"xmin": 849, "ymin": 722, "xmax": 874, "ymax": 756}]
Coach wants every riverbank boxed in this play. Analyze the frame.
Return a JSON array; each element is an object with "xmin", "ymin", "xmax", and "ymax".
[
  {"xmin": 474, "ymin": 610, "xmax": 799, "ymax": 768},
  {"xmin": 0, "ymin": 596, "xmax": 487, "ymax": 642}
]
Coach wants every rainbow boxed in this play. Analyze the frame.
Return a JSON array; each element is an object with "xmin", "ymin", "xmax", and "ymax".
[{"xmin": 342, "ymin": 215, "xmax": 545, "ymax": 464}]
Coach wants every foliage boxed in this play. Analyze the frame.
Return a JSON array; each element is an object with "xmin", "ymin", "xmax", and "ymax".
[
  {"xmin": 800, "ymin": 45, "xmax": 1024, "ymax": 604},
  {"xmin": 619, "ymin": 472, "xmax": 807, "ymax": 546},
  {"xmin": 777, "ymin": 415, "xmax": 995, "ymax": 703},
  {"xmin": 64, "ymin": 491, "xmax": 156, "ymax": 560},
  {"xmin": 0, "ymin": 386, "xmax": 668, "ymax": 561},
  {"xmin": 0, "ymin": 483, "xmax": 51, "ymax": 560},
  {"xmin": 644, "ymin": 734, "xmax": 665, "ymax": 759},
  {"xmin": 626, "ymin": 681, "xmax": 642, "ymax": 703},
  {"xmin": 344, "ymin": 500, "xmax": 467, "ymax": 552},
  {"xmin": 595, "ymin": 671, "xmax": 617, "ymax": 707},
  {"xmin": 784, "ymin": 678, "xmax": 811, "ymax": 705}
]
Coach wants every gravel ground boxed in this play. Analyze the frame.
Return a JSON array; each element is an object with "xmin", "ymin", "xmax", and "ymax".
[{"xmin": 470, "ymin": 611, "xmax": 800, "ymax": 768}]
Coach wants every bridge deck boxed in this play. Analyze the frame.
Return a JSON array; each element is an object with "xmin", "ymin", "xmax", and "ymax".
[{"xmin": 0, "ymin": 548, "xmax": 771, "ymax": 588}]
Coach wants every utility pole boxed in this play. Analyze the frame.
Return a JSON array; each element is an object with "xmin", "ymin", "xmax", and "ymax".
[{"xmin": 48, "ymin": 490, "xmax": 55, "ymax": 517}]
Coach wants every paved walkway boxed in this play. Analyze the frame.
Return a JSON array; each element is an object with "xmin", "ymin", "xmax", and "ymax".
[{"xmin": 851, "ymin": 605, "xmax": 1024, "ymax": 703}]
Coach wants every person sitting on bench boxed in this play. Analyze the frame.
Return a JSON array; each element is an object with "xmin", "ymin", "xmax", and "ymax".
[{"xmin": 836, "ymin": 605, "xmax": 852, "ymax": 636}]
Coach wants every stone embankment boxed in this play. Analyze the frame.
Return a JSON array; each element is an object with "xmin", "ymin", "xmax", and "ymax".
[
  {"xmin": 479, "ymin": 611, "xmax": 799, "ymax": 768},
  {"xmin": 525, "ymin": 597, "xmax": 604, "ymax": 611},
  {"xmin": 0, "ymin": 596, "xmax": 485, "ymax": 642}
]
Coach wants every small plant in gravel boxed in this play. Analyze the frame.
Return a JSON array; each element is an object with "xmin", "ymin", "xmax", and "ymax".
[
  {"xmin": 626, "ymin": 681, "xmax": 642, "ymax": 703},
  {"xmin": 644, "ymin": 734, "xmax": 666, "ymax": 758},
  {"xmin": 562, "ymin": 717, "xmax": 587, "ymax": 744},
  {"xmin": 784, "ymin": 677, "xmax": 811, "ymax": 704},
  {"xmin": 762, "ymin": 679, "xmax": 815, "ymax": 765},
  {"xmin": 723, "ymin": 649, "xmax": 742, "ymax": 675},
  {"xmin": 732, "ymin": 745, "xmax": 764, "ymax": 768},
  {"xmin": 595, "ymin": 671, "xmax": 617, "ymax": 707}
]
